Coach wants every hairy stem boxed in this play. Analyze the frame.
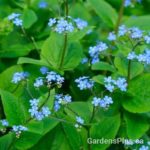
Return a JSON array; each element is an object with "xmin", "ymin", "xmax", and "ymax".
[
  {"xmin": 127, "ymin": 41, "xmax": 142, "ymax": 83},
  {"xmin": 59, "ymin": 0, "xmax": 69, "ymax": 69},
  {"xmin": 115, "ymin": 0, "xmax": 125, "ymax": 33}
]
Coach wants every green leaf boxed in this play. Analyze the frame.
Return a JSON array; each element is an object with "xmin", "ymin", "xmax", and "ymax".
[
  {"xmin": 65, "ymin": 102, "xmax": 92, "ymax": 122},
  {"xmin": 123, "ymin": 74, "xmax": 150, "ymax": 113},
  {"xmin": 68, "ymin": 27, "xmax": 93, "ymax": 41},
  {"xmin": 90, "ymin": 115, "xmax": 120, "ymax": 150},
  {"xmin": 88, "ymin": 0, "xmax": 118, "ymax": 28},
  {"xmin": 62, "ymin": 123, "xmax": 82, "ymax": 150},
  {"xmin": 41, "ymin": 32, "xmax": 83, "ymax": 71},
  {"xmin": 92, "ymin": 75, "xmax": 105, "ymax": 85},
  {"xmin": 23, "ymin": 9, "xmax": 38, "ymax": 29},
  {"xmin": 17, "ymin": 57, "xmax": 48, "ymax": 66},
  {"xmin": 14, "ymin": 118, "xmax": 58, "ymax": 149},
  {"xmin": 62, "ymin": 42, "xmax": 82, "ymax": 70},
  {"xmin": 124, "ymin": 112, "xmax": 149, "ymax": 139},
  {"xmin": 0, "ymin": 65, "xmax": 23, "ymax": 91},
  {"xmin": 114, "ymin": 57, "xmax": 143, "ymax": 79},
  {"xmin": 92, "ymin": 61, "xmax": 116, "ymax": 72},
  {"xmin": 125, "ymin": 15, "xmax": 150, "ymax": 30},
  {"xmin": 0, "ymin": 90, "xmax": 26, "ymax": 124},
  {"xmin": 41, "ymin": 32, "xmax": 64, "ymax": 69},
  {"xmin": 0, "ymin": 133, "xmax": 14, "ymax": 150}
]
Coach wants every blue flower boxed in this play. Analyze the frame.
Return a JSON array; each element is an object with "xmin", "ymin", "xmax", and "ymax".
[
  {"xmin": 92, "ymin": 96, "xmax": 113, "ymax": 108},
  {"xmin": 92, "ymin": 97, "xmax": 101, "ymax": 107},
  {"xmin": 124, "ymin": 0, "xmax": 132, "ymax": 7},
  {"xmin": 108, "ymin": 32, "xmax": 116, "ymax": 41},
  {"xmin": 76, "ymin": 116, "xmax": 84, "ymax": 124},
  {"xmin": 114, "ymin": 78, "xmax": 127, "ymax": 91},
  {"xmin": 12, "ymin": 72, "xmax": 29, "ymax": 84},
  {"xmin": 12, "ymin": 125, "xmax": 28, "ymax": 137},
  {"xmin": 81, "ymin": 57, "xmax": 88, "ymax": 64},
  {"xmin": 74, "ymin": 18, "xmax": 88, "ymax": 30},
  {"xmin": 40, "ymin": 66, "xmax": 49, "ymax": 74},
  {"xmin": 75, "ymin": 76, "xmax": 94, "ymax": 90},
  {"xmin": 29, "ymin": 98, "xmax": 51, "ymax": 120},
  {"xmin": 38, "ymin": 1, "xmax": 48, "ymax": 8},
  {"xmin": 88, "ymin": 42, "xmax": 108, "ymax": 64},
  {"xmin": 104, "ymin": 76, "xmax": 127, "ymax": 92},
  {"xmin": 118, "ymin": 25, "xmax": 128, "ymax": 36},
  {"xmin": 13, "ymin": 18, "xmax": 23, "ymax": 27},
  {"xmin": 0, "ymin": 119, "xmax": 9, "ymax": 127},
  {"xmin": 54, "ymin": 94, "xmax": 72, "ymax": 111},
  {"xmin": 8, "ymin": 13, "xmax": 20, "ymax": 21},
  {"xmin": 55, "ymin": 18, "xmax": 74, "ymax": 34},
  {"xmin": 105, "ymin": 84, "xmax": 115, "ymax": 92},
  {"xmin": 34, "ymin": 77, "xmax": 44, "ymax": 88},
  {"xmin": 41, "ymin": 107, "xmax": 51, "ymax": 117},
  {"xmin": 48, "ymin": 18, "xmax": 57, "ymax": 27},
  {"xmin": 127, "ymin": 52, "xmax": 137, "ymax": 60},
  {"xmin": 130, "ymin": 27, "xmax": 143, "ymax": 39},
  {"xmin": 144, "ymin": 35, "xmax": 150, "ymax": 44},
  {"xmin": 46, "ymin": 71, "xmax": 64, "ymax": 87},
  {"xmin": 139, "ymin": 145, "xmax": 149, "ymax": 150}
]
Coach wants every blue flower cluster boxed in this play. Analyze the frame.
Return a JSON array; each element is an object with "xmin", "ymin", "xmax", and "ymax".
[
  {"xmin": 75, "ymin": 76, "xmax": 94, "ymax": 90},
  {"xmin": 139, "ymin": 145, "xmax": 149, "ymax": 150},
  {"xmin": 92, "ymin": 96, "xmax": 113, "ymax": 108},
  {"xmin": 8, "ymin": 13, "xmax": 23, "ymax": 27},
  {"xmin": 107, "ymin": 32, "xmax": 116, "ymax": 41},
  {"xmin": 88, "ymin": 42, "xmax": 108, "ymax": 64},
  {"xmin": 28, "ymin": 98, "xmax": 51, "ymax": 121},
  {"xmin": 33, "ymin": 68, "xmax": 64, "ymax": 88},
  {"xmin": 48, "ymin": 17, "xmax": 88, "ymax": 34},
  {"xmin": 54, "ymin": 94, "xmax": 72, "ymax": 111},
  {"xmin": 118, "ymin": 25, "xmax": 150, "ymax": 41},
  {"xmin": 104, "ymin": 76, "xmax": 127, "ymax": 92},
  {"xmin": 38, "ymin": 1, "xmax": 48, "ymax": 8},
  {"xmin": 124, "ymin": 0, "xmax": 142, "ymax": 7},
  {"xmin": 127, "ymin": 49, "xmax": 150, "ymax": 65},
  {"xmin": 12, "ymin": 72, "xmax": 29, "ymax": 84},
  {"xmin": 12, "ymin": 125, "xmax": 28, "ymax": 137},
  {"xmin": 0, "ymin": 119, "xmax": 9, "ymax": 127},
  {"xmin": 75, "ymin": 116, "xmax": 84, "ymax": 128},
  {"xmin": 108, "ymin": 25, "xmax": 150, "ymax": 43}
]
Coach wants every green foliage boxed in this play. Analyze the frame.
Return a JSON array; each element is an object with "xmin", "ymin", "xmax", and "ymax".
[
  {"xmin": 123, "ymin": 74, "xmax": 150, "ymax": 113},
  {"xmin": 0, "ymin": 0, "xmax": 150, "ymax": 150}
]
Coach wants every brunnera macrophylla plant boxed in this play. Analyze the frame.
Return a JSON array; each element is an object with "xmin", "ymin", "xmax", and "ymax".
[{"xmin": 0, "ymin": 0, "xmax": 150, "ymax": 150}]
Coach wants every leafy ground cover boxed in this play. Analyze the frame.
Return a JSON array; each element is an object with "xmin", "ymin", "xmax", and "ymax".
[{"xmin": 0, "ymin": 0, "xmax": 150, "ymax": 150}]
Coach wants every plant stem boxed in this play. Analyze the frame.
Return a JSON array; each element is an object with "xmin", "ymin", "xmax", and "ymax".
[
  {"xmin": 59, "ymin": 0, "xmax": 69, "ymax": 69},
  {"xmin": 115, "ymin": 0, "xmax": 125, "ymax": 33},
  {"xmin": 59, "ymin": 34, "xmax": 68, "ymax": 69},
  {"xmin": 127, "ymin": 41, "xmax": 142, "ymax": 83}
]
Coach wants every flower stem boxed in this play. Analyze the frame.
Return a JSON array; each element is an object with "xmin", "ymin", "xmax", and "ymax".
[
  {"xmin": 59, "ymin": 0, "xmax": 69, "ymax": 69},
  {"xmin": 115, "ymin": 0, "xmax": 125, "ymax": 33}
]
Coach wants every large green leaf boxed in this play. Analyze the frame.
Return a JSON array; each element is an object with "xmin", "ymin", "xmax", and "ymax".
[
  {"xmin": 125, "ymin": 15, "xmax": 150, "ymax": 30},
  {"xmin": 123, "ymin": 74, "xmax": 150, "ymax": 113},
  {"xmin": 62, "ymin": 123, "xmax": 82, "ymax": 150},
  {"xmin": 114, "ymin": 57, "xmax": 143, "ymax": 79},
  {"xmin": 0, "ymin": 65, "xmax": 23, "ymax": 91},
  {"xmin": 0, "ymin": 90, "xmax": 27, "ymax": 124},
  {"xmin": 23, "ymin": 9, "xmax": 38, "ymax": 29},
  {"xmin": 0, "ymin": 133, "xmax": 14, "ymax": 150},
  {"xmin": 17, "ymin": 57, "xmax": 49, "ymax": 66},
  {"xmin": 65, "ymin": 102, "xmax": 92, "ymax": 122},
  {"xmin": 92, "ymin": 61, "xmax": 116, "ymax": 72},
  {"xmin": 88, "ymin": 0, "xmax": 118, "ymax": 28},
  {"xmin": 124, "ymin": 112, "xmax": 149, "ymax": 139},
  {"xmin": 14, "ymin": 118, "xmax": 58, "ymax": 149},
  {"xmin": 41, "ymin": 32, "xmax": 82, "ymax": 71},
  {"xmin": 90, "ymin": 115, "xmax": 120, "ymax": 150}
]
